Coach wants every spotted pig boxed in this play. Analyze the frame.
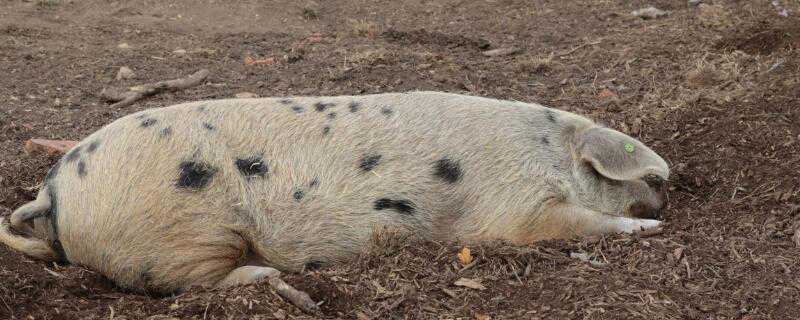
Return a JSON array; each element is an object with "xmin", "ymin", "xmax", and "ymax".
[{"xmin": 0, "ymin": 91, "xmax": 669, "ymax": 300}]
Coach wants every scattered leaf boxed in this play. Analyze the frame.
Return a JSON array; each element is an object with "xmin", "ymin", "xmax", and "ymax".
[{"xmin": 457, "ymin": 246, "xmax": 473, "ymax": 266}]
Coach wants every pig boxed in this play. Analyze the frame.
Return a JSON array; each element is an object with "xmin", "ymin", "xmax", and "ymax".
[{"xmin": 0, "ymin": 91, "xmax": 669, "ymax": 311}]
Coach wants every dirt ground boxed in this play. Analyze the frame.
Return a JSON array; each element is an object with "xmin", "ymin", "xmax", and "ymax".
[{"xmin": 1, "ymin": 0, "xmax": 799, "ymax": 319}]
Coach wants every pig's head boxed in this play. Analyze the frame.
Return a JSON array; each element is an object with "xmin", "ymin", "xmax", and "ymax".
[{"xmin": 568, "ymin": 126, "xmax": 670, "ymax": 219}]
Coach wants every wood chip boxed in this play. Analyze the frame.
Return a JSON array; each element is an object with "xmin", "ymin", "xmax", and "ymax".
[
  {"xmin": 569, "ymin": 252, "xmax": 607, "ymax": 268},
  {"xmin": 244, "ymin": 56, "xmax": 276, "ymax": 65},
  {"xmin": 234, "ymin": 92, "xmax": 258, "ymax": 99},
  {"xmin": 482, "ymin": 47, "xmax": 520, "ymax": 57},
  {"xmin": 454, "ymin": 277, "xmax": 486, "ymax": 290},
  {"xmin": 441, "ymin": 287, "xmax": 458, "ymax": 298},
  {"xmin": 355, "ymin": 311, "xmax": 370, "ymax": 320},
  {"xmin": 43, "ymin": 267, "xmax": 65, "ymax": 278},
  {"xmin": 673, "ymin": 247, "xmax": 685, "ymax": 261}
]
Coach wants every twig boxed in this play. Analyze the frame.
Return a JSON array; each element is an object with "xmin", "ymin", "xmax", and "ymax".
[
  {"xmin": 556, "ymin": 40, "xmax": 602, "ymax": 58},
  {"xmin": 100, "ymin": 69, "xmax": 210, "ymax": 108},
  {"xmin": 0, "ymin": 295, "xmax": 12, "ymax": 317},
  {"xmin": 267, "ymin": 277, "xmax": 320, "ymax": 313}
]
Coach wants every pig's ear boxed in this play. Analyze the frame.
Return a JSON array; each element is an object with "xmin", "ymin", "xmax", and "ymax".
[{"xmin": 573, "ymin": 127, "xmax": 669, "ymax": 181}]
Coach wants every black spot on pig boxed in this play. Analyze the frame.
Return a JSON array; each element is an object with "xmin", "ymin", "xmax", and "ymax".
[
  {"xmin": 160, "ymin": 127, "xmax": 172, "ymax": 137},
  {"xmin": 541, "ymin": 136, "xmax": 550, "ymax": 145},
  {"xmin": 203, "ymin": 123, "xmax": 215, "ymax": 131},
  {"xmin": 328, "ymin": 112, "xmax": 337, "ymax": 119},
  {"xmin": 291, "ymin": 105, "xmax": 305, "ymax": 113},
  {"xmin": 359, "ymin": 154, "xmax": 381, "ymax": 171},
  {"xmin": 374, "ymin": 198, "xmax": 415, "ymax": 215},
  {"xmin": 197, "ymin": 105, "xmax": 207, "ymax": 112},
  {"xmin": 322, "ymin": 126, "xmax": 330, "ymax": 135},
  {"xmin": 235, "ymin": 156, "xmax": 268, "ymax": 178},
  {"xmin": 309, "ymin": 178, "xmax": 319, "ymax": 188},
  {"xmin": 305, "ymin": 260, "xmax": 325, "ymax": 270},
  {"xmin": 381, "ymin": 106, "xmax": 393, "ymax": 116},
  {"xmin": 176, "ymin": 161, "xmax": 217, "ymax": 190},
  {"xmin": 141, "ymin": 118, "xmax": 157, "ymax": 128},
  {"xmin": 279, "ymin": 98, "xmax": 292, "ymax": 105},
  {"xmin": 545, "ymin": 110, "xmax": 556, "ymax": 123},
  {"xmin": 77, "ymin": 160, "xmax": 87, "ymax": 177},
  {"xmin": 314, "ymin": 102, "xmax": 334, "ymax": 112},
  {"xmin": 64, "ymin": 146, "xmax": 81, "ymax": 163},
  {"xmin": 293, "ymin": 189, "xmax": 305, "ymax": 201},
  {"xmin": 434, "ymin": 157, "xmax": 462, "ymax": 183},
  {"xmin": 348, "ymin": 101, "xmax": 361, "ymax": 113},
  {"xmin": 86, "ymin": 141, "xmax": 100, "ymax": 154}
]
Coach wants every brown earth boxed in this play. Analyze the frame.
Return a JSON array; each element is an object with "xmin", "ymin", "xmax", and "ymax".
[{"xmin": 1, "ymin": 0, "xmax": 800, "ymax": 319}]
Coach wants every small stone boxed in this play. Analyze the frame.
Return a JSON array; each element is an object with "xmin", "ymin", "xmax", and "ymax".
[
  {"xmin": 117, "ymin": 42, "xmax": 131, "ymax": 49},
  {"xmin": 115, "ymin": 66, "xmax": 135, "ymax": 80},
  {"xmin": 482, "ymin": 47, "xmax": 520, "ymax": 57},
  {"xmin": 172, "ymin": 49, "xmax": 187, "ymax": 55},
  {"xmin": 234, "ymin": 92, "xmax": 258, "ymax": 98},
  {"xmin": 632, "ymin": 6, "xmax": 668, "ymax": 19},
  {"xmin": 53, "ymin": 98, "xmax": 62, "ymax": 107},
  {"xmin": 24, "ymin": 139, "xmax": 78, "ymax": 156}
]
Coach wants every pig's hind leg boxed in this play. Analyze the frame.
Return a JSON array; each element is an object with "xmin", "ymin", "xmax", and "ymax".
[{"xmin": 217, "ymin": 265, "xmax": 319, "ymax": 313}]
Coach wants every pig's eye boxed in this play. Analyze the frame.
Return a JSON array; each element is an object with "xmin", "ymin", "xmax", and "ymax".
[{"xmin": 642, "ymin": 174, "xmax": 664, "ymax": 190}]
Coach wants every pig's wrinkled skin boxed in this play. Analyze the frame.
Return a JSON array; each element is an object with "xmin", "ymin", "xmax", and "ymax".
[{"xmin": 1, "ymin": 91, "xmax": 669, "ymax": 299}]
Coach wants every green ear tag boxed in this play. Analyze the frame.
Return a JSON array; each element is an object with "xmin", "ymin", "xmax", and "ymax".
[{"xmin": 624, "ymin": 142, "xmax": 635, "ymax": 153}]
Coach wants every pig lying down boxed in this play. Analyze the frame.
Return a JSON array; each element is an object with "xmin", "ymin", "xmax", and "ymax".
[{"xmin": 0, "ymin": 91, "xmax": 669, "ymax": 311}]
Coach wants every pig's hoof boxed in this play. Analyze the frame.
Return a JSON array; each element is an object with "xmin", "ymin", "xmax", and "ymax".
[{"xmin": 615, "ymin": 217, "xmax": 662, "ymax": 234}]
